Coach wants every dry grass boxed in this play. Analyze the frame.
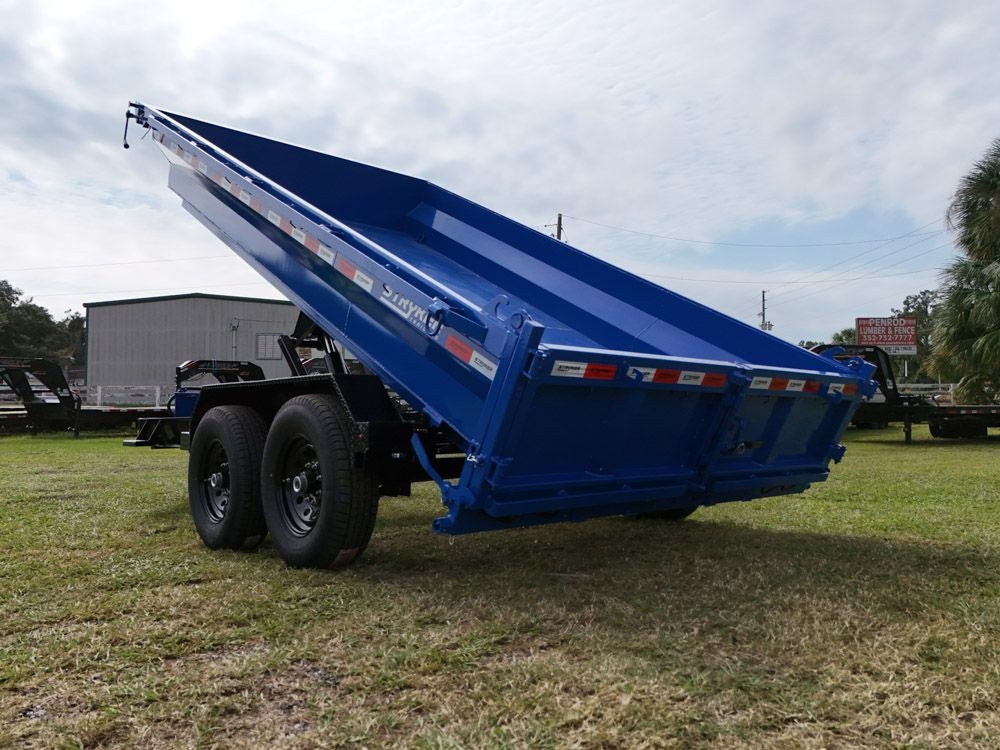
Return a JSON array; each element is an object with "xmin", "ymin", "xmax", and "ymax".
[{"xmin": 1, "ymin": 426, "xmax": 999, "ymax": 748}]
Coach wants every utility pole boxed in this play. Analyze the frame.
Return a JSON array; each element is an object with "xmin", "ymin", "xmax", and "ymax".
[
  {"xmin": 758, "ymin": 290, "xmax": 773, "ymax": 331},
  {"xmin": 545, "ymin": 213, "xmax": 564, "ymax": 241}
]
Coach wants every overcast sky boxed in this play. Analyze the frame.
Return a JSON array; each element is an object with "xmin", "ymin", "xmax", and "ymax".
[{"xmin": 2, "ymin": 0, "xmax": 998, "ymax": 345}]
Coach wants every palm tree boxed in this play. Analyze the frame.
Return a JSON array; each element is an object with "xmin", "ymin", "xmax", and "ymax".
[
  {"xmin": 929, "ymin": 139, "xmax": 1000, "ymax": 402},
  {"xmin": 945, "ymin": 139, "xmax": 1000, "ymax": 263}
]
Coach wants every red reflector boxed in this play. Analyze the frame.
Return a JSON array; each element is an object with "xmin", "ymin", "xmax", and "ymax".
[
  {"xmin": 653, "ymin": 369, "xmax": 681, "ymax": 384},
  {"xmin": 769, "ymin": 378, "xmax": 789, "ymax": 391},
  {"xmin": 336, "ymin": 258, "xmax": 356, "ymax": 276},
  {"xmin": 584, "ymin": 363, "xmax": 618, "ymax": 380},
  {"xmin": 803, "ymin": 381, "xmax": 821, "ymax": 393},
  {"xmin": 702, "ymin": 372, "xmax": 727, "ymax": 388},
  {"xmin": 445, "ymin": 335, "xmax": 473, "ymax": 363},
  {"xmin": 304, "ymin": 235, "xmax": 320, "ymax": 253},
  {"xmin": 843, "ymin": 383, "xmax": 857, "ymax": 396}
]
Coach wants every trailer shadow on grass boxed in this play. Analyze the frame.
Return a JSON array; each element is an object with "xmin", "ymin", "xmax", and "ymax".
[
  {"xmin": 137, "ymin": 490, "xmax": 1000, "ymax": 672},
  {"xmin": 852, "ymin": 435, "xmax": 1000, "ymax": 446},
  {"xmin": 287, "ymin": 507, "xmax": 1000, "ymax": 648},
  {"xmin": 143, "ymin": 492, "xmax": 1000, "ymax": 617}
]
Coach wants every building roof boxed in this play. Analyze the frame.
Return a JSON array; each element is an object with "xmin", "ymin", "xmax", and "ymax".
[{"xmin": 83, "ymin": 292, "xmax": 295, "ymax": 309}]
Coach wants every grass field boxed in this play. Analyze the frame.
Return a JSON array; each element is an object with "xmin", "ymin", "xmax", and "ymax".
[{"xmin": 1, "ymin": 427, "xmax": 999, "ymax": 748}]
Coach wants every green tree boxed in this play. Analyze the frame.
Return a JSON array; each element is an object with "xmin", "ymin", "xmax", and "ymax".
[
  {"xmin": 830, "ymin": 327, "xmax": 856, "ymax": 346},
  {"xmin": 61, "ymin": 311, "xmax": 87, "ymax": 370},
  {"xmin": 890, "ymin": 289, "xmax": 939, "ymax": 383},
  {"xmin": 0, "ymin": 280, "xmax": 79, "ymax": 363},
  {"xmin": 929, "ymin": 139, "xmax": 1000, "ymax": 402}
]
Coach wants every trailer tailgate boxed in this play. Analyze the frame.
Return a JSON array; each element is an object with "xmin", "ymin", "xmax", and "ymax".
[{"xmin": 433, "ymin": 338, "xmax": 867, "ymax": 533}]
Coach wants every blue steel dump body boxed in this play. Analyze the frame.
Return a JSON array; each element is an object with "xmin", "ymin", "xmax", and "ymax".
[{"xmin": 133, "ymin": 104, "xmax": 875, "ymax": 534}]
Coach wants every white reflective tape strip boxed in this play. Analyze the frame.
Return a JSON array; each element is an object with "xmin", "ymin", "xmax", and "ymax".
[
  {"xmin": 352, "ymin": 268, "xmax": 374, "ymax": 292},
  {"xmin": 238, "ymin": 189, "xmax": 252, "ymax": 205},
  {"xmin": 678, "ymin": 370, "xmax": 705, "ymax": 386},
  {"xmin": 628, "ymin": 366, "xmax": 656, "ymax": 382},
  {"xmin": 829, "ymin": 383, "xmax": 845, "ymax": 394},
  {"xmin": 469, "ymin": 352, "xmax": 498, "ymax": 380},
  {"xmin": 318, "ymin": 245, "xmax": 335, "ymax": 264},
  {"xmin": 182, "ymin": 151, "xmax": 193, "ymax": 163},
  {"xmin": 291, "ymin": 227, "xmax": 306, "ymax": 243},
  {"xmin": 221, "ymin": 176, "xmax": 232, "ymax": 191},
  {"xmin": 551, "ymin": 360, "xmax": 587, "ymax": 378},
  {"xmin": 750, "ymin": 376, "xmax": 773, "ymax": 389},
  {"xmin": 267, "ymin": 210, "xmax": 281, "ymax": 226},
  {"xmin": 197, "ymin": 161, "xmax": 209, "ymax": 175},
  {"xmin": 786, "ymin": 379, "xmax": 806, "ymax": 392}
]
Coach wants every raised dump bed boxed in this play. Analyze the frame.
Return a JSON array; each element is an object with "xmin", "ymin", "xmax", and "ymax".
[{"xmin": 126, "ymin": 103, "xmax": 875, "ymax": 566}]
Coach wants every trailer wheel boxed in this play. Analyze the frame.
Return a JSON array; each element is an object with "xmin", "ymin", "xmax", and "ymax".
[
  {"xmin": 261, "ymin": 394, "xmax": 378, "ymax": 569},
  {"xmin": 931, "ymin": 422, "xmax": 988, "ymax": 439},
  {"xmin": 963, "ymin": 424, "xmax": 989, "ymax": 439},
  {"xmin": 187, "ymin": 405, "xmax": 267, "ymax": 550},
  {"xmin": 639, "ymin": 507, "xmax": 697, "ymax": 521}
]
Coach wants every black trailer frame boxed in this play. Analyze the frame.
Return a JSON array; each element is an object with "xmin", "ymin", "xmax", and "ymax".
[{"xmin": 812, "ymin": 345, "xmax": 1000, "ymax": 442}]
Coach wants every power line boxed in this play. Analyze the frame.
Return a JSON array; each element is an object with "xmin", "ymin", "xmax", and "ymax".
[
  {"xmin": 0, "ymin": 254, "xmax": 234, "ymax": 274},
  {"xmin": 764, "ymin": 219, "xmax": 945, "ymax": 297},
  {"xmin": 28, "ymin": 281, "xmax": 273, "ymax": 300},
  {"xmin": 563, "ymin": 214, "xmax": 945, "ymax": 248},
  {"xmin": 789, "ymin": 293, "xmax": 901, "ymax": 329},
  {"xmin": 765, "ymin": 230, "xmax": 948, "ymax": 303},
  {"xmin": 767, "ymin": 241, "xmax": 953, "ymax": 310},
  {"xmin": 639, "ymin": 265, "xmax": 944, "ymax": 285},
  {"xmin": 742, "ymin": 230, "xmax": 950, "ymax": 317}
]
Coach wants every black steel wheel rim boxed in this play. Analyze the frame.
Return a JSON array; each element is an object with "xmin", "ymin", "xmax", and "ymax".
[
  {"xmin": 199, "ymin": 439, "xmax": 230, "ymax": 524},
  {"xmin": 278, "ymin": 434, "xmax": 323, "ymax": 537}
]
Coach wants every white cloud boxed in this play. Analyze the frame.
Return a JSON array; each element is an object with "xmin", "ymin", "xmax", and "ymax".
[{"xmin": 0, "ymin": 0, "xmax": 995, "ymax": 346}]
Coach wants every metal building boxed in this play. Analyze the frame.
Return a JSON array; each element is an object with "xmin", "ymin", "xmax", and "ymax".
[{"xmin": 84, "ymin": 293, "xmax": 299, "ymax": 388}]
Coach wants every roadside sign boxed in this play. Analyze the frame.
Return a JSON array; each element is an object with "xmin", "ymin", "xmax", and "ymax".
[{"xmin": 855, "ymin": 317, "xmax": 917, "ymax": 355}]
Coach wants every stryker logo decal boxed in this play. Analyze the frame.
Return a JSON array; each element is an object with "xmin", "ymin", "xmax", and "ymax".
[
  {"xmin": 469, "ymin": 352, "xmax": 498, "ymax": 380},
  {"xmin": 552, "ymin": 360, "xmax": 588, "ymax": 378},
  {"xmin": 628, "ymin": 366, "xmax": 727, "ymax": 388},
  {"xmin": 678, "ymin": 370, "xmax": 705, "ymax": 386},
  {"xmin": 380, "ymin": 285, "xmax": 430, "ymax": 328},
  {"xmin": 551, "ymin": 360, "xmax": 617, "ymax": 380}
]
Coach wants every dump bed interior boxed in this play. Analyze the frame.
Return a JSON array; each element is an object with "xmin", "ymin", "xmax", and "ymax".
[{"xmin": 166, "ymin": 113, "xmax": 837, "ymax": 371}]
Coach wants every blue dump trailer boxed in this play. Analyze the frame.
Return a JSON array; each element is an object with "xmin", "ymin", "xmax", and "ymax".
[{"xmin": 124, "ymin": 102, "xmax": 876, "ymax": 568}]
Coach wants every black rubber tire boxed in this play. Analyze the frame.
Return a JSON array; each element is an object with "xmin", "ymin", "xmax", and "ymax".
[
  {"xmin": 965, "ymin": 425, "xmax": 989, "ymax": 439},
  {"xmin": 261, "ymin": 394, "xmax": 379, "ymax": 569},
  {"xmin": 932, "ymin": 422, "xmax": 988, "ymax": 439},
  {"xmin": 187, "ymin": 405, "xmax": 268, "ymax": 550},
  {"xmin": 639, "ymin": 507, "xmax": 698, "ymax": 521}
]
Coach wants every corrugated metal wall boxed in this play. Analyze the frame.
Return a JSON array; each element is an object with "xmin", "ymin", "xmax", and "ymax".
[{"xmin": 85, "ymin": 296, "xmax": 299, "ymax": 386}]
